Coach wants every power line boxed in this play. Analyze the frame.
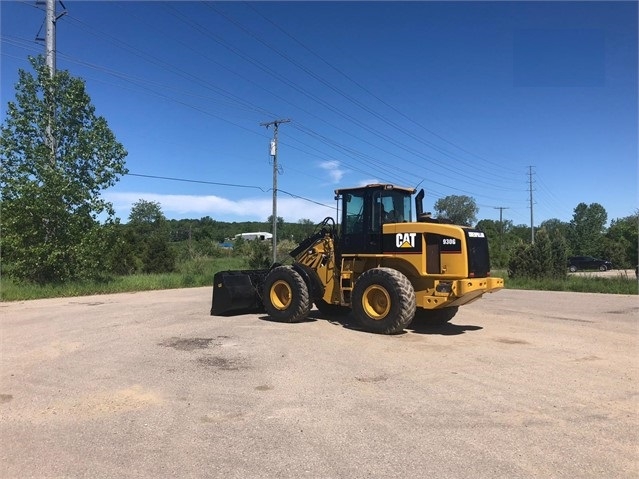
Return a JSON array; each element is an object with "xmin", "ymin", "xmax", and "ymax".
[
  {"xmin": 237, "ymin": 1, "xmax": 524, "ymax": 179},
  {"xmin": 66, "ymin": 6, "xmax": 525, "ymax": 195},
  {"xmin": 1, "ymin": 35, "xmax": 525, "ymax": 210},
  {"xmin": 276, "ymin": 189, "xmax": 334, "ymax": 210},
  {"xmin": 184, "ymin": 3, "xmax": 524, "ymax": 189},
  {"xmin": 126, "ymin": 173, "xmax": 266, "ymax": 191},
  {"xmin": 125, "ymin": 172, "xmax": 335, "ymax": 210},
  {"xmin": 3, "ymin": 4, "xmax": 529, "ymax": 212}
]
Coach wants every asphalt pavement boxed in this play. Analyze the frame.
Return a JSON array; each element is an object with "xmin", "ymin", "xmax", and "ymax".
[{"xmin": 1, "ymin": 288, "xmax": 637, "ymax": 478}]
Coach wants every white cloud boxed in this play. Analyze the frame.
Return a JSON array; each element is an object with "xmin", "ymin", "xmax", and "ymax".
[
  {"xmin": 105, "ymin": 191, "xmax": 336, "ymax": 223},
  {"xmin": 318, "ymin": 160, "xmax": 345, "ymax": 183}
]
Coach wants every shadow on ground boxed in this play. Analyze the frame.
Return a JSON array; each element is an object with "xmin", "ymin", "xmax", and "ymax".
[
  {"xmin": 407, "ymin": 321, "xmax": 483, "ymax": 336},
  {"xmin": 258, "ymin": 315, "xmax": 318, "ymax": 325},
  {"xmin": 302, "ymin": 310, "xmax": 483, "ymax": 336}
]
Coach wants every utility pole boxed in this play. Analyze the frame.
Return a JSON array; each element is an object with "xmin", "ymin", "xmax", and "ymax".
[
  {"xmin": 493, "ymin": 206, "xmax": 509, "ymax": 254},
  {"xmin": 39, "ymin": 0, "xmax": 66, "ymax": 76},
  {"xmin": 528, "ymin": 166, "xmax": 535, "ymax": 244},
  {"xmin": 46, "ymin": 0, "xmax": 56, "ymax": 74},
  {"xmin": 37, "ymin": 0, "xmax": 66, "ymax": 162},
  {"xmin": 261, "ymin": 119, "xmax": 290, "ymax": 263}
]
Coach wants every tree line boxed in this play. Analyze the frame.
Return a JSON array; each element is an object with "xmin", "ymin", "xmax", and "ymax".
[
  {"xmin": 471, "ymin": 204, "xmax": 636, "ymax": 275},
  {"xmin": 434, "ymin": 195, "xmax": 637, "ymax": 278}
]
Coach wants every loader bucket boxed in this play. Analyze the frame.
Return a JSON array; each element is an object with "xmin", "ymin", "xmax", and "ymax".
[{"xmin": 211, "ymin": 269, "xmax": 269, "ymax": 316}]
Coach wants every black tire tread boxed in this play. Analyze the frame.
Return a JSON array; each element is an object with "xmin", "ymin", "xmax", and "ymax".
[
  {"xmin": 352, "ymin": 267, "xmax": 416, "ymax": 334},
  {"xmin": 263, "ymin": 266, "xmax": 311, "ymax": 323}
]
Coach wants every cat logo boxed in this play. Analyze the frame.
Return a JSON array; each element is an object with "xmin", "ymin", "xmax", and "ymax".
[{"xmin": 396, "ymin": 232, "xmax": 417, "ymax": 248}]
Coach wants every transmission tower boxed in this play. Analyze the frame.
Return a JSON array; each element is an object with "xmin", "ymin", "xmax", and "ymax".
[
  {"xmin": 528, "ymin": 166, "xmax": 536, "ymax": 243},
  {"xmin": 36, "ymin": 0, "xmax": 67, "ymax": 76}
]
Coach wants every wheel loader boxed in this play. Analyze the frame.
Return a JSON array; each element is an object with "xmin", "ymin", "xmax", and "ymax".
[{"xmin": 211, "ymin": 184, "xmax": 504, "ymax": 334}]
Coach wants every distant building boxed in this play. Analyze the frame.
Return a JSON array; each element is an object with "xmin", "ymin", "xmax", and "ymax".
[{"xmin": 234, "ymin": 232, "xmax": 273, "ymax": 241}]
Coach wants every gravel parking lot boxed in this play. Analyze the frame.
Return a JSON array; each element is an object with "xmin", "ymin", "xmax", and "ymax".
[{"xmin": 1, "ymin": 288, "xmax": 637, "ymax": 478}]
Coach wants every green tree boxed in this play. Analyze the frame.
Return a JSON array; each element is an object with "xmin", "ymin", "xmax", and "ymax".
[
  {"xmin": 108, "ymin": 224, "xmax": 141, "ymax": 276},
  {"xmin": 234, "ymin": 237, "xmax": 271, "ymax": 269},
  {"xmin": 127, "ymin": 199, "xmax": 175, "ymax": 274},
  {"xmin": 546, "ymin": 228, "xmax": 569, "ymax": 278},
  {"xmin": 433, "ymin": 195, "xmax": 478, "ymax": 226},
  {"xmin": 510, "ymin": 224, "xmax": 532, "ymax": 243},
  {"xmin": 604, "ymin": 212, "xmax": 638, "ymax": 268},
  {"xmin": 599, "ymin": 236, "xmax": 627, "ymax": 270},
  {"xmin": 128, "ymin": 199, "xmax": 166, "ymax": 226},
  {"xmin": 267, "ymin": 215, "xmax": 285, "ymax": 233},
  {"xmin": 531, "ymin": 230, "xmax": 553, "ymax": 278},
  {"xmin": 568, "ymin": 202, "xmax": 607, "ymax": 257},
  {"xmin": 508, "ymin": 230, "xmax": 566, "ymax": 279},
  {"xmin": 276, "ymin": 238, "xmax": 298, "ymax": 264},
  {"xmin": 540, "ymin": 218, "xmax": 570, "ymax": 240},
  {"xmin": 278, "ymin": 218, "xmax": 317, "ymax": 243},
  {"xmin": 0, "ymin": 56, "xmax": 127, "ymax": 283}
]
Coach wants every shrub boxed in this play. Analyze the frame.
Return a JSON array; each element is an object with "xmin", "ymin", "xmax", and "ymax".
[{"xmin": 508, "ymin": 229, "xmax": 567, "ymax": 279}]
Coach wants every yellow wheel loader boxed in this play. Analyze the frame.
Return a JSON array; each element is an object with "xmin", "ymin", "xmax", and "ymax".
[{"xmin": 211, "ymin": 184, "xmax": 504, "ymax": 334}]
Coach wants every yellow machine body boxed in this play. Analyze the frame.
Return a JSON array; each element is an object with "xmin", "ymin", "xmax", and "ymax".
[
  {"xmin": 213, "ymin": 183, "xmax": 503, "ymax": 334},
  {"xmin": 294, "ymin": 220, "xmax": 504, "ymax": 313}
]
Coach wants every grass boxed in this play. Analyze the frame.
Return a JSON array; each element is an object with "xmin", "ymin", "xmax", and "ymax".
[
  {"xmin": 0, "ymin": 256, "xmax": 248, "ymax": 302},
  {"xmin": 2, "ymin": 262, "xmax": 637, "ymax": 302},
  {"xmin": 494, "ymin": 269, "xmax": 638, "ymax": 295}
]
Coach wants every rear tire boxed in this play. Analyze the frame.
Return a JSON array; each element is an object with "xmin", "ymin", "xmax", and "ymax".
[
  {"xmin": 412, "ymin": 306, "xmax": 459, "ymax": 326},
  {"xmin": 263, "ymin": 266, "xmax": 311, "ymax": 323},
  {"xmin": 352, "ymin": 267, "xmax": 415, "ymax": 334},
  {"xmin": 569, "ymin": 265, "xmax": 577, "ymax": 273}
]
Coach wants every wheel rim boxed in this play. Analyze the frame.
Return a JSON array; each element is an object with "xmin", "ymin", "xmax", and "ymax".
[
  {"xmin": 362, "ymin": 285, "xmax": 391, "ymax": 320},
  {"xmin": 270, "ymin": 280, "xmax": 292, "ymax": 310}
]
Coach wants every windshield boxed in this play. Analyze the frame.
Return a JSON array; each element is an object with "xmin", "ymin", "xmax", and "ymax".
[{"xmin": 374, "ymin": 190, "xmax": 412, "ymax": 224}]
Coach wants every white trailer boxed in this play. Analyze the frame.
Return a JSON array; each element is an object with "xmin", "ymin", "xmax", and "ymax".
[{"xmin": 234, "ymin": 232, "xmax": 273, "ymax": 241}]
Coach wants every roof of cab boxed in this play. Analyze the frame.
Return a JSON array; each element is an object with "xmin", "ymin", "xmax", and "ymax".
[{"xmin": 334, "ymin": 184, "xmax": 415, "ymax": 196}]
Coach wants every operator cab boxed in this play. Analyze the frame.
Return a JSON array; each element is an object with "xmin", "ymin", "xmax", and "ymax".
[{"xmin": 335, "ymin": 184, "xmax": 414, "ymax": 254}]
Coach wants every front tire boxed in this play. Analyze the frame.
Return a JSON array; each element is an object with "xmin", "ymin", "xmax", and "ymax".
[
  {"xmin": 263, "ymin": 266, "xmax": 311, "ymax": 323},
  {"xmin": 351, "ymin": 268, "xmax": 416, "ymax": 334}
]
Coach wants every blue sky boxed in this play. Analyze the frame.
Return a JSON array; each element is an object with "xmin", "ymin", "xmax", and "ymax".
[{"xmin": 1, "ymin": 1, "xmax": 637, "ymax": 227}]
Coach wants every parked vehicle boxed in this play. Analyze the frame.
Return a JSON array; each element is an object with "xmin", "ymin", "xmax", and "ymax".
[{"xmin": 568, "ymin": 256, "xmax": 612, "ymax": 272}]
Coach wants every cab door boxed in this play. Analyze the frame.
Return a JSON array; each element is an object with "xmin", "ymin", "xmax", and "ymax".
[{"xmin": 340, "ymin": 190, "xmax": 384, "ymax": 254}]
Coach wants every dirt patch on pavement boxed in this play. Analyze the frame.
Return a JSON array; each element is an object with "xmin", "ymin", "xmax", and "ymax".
[{"xmin": 159, "ymin": 337, "xmax": 215, "ymax": 351}]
